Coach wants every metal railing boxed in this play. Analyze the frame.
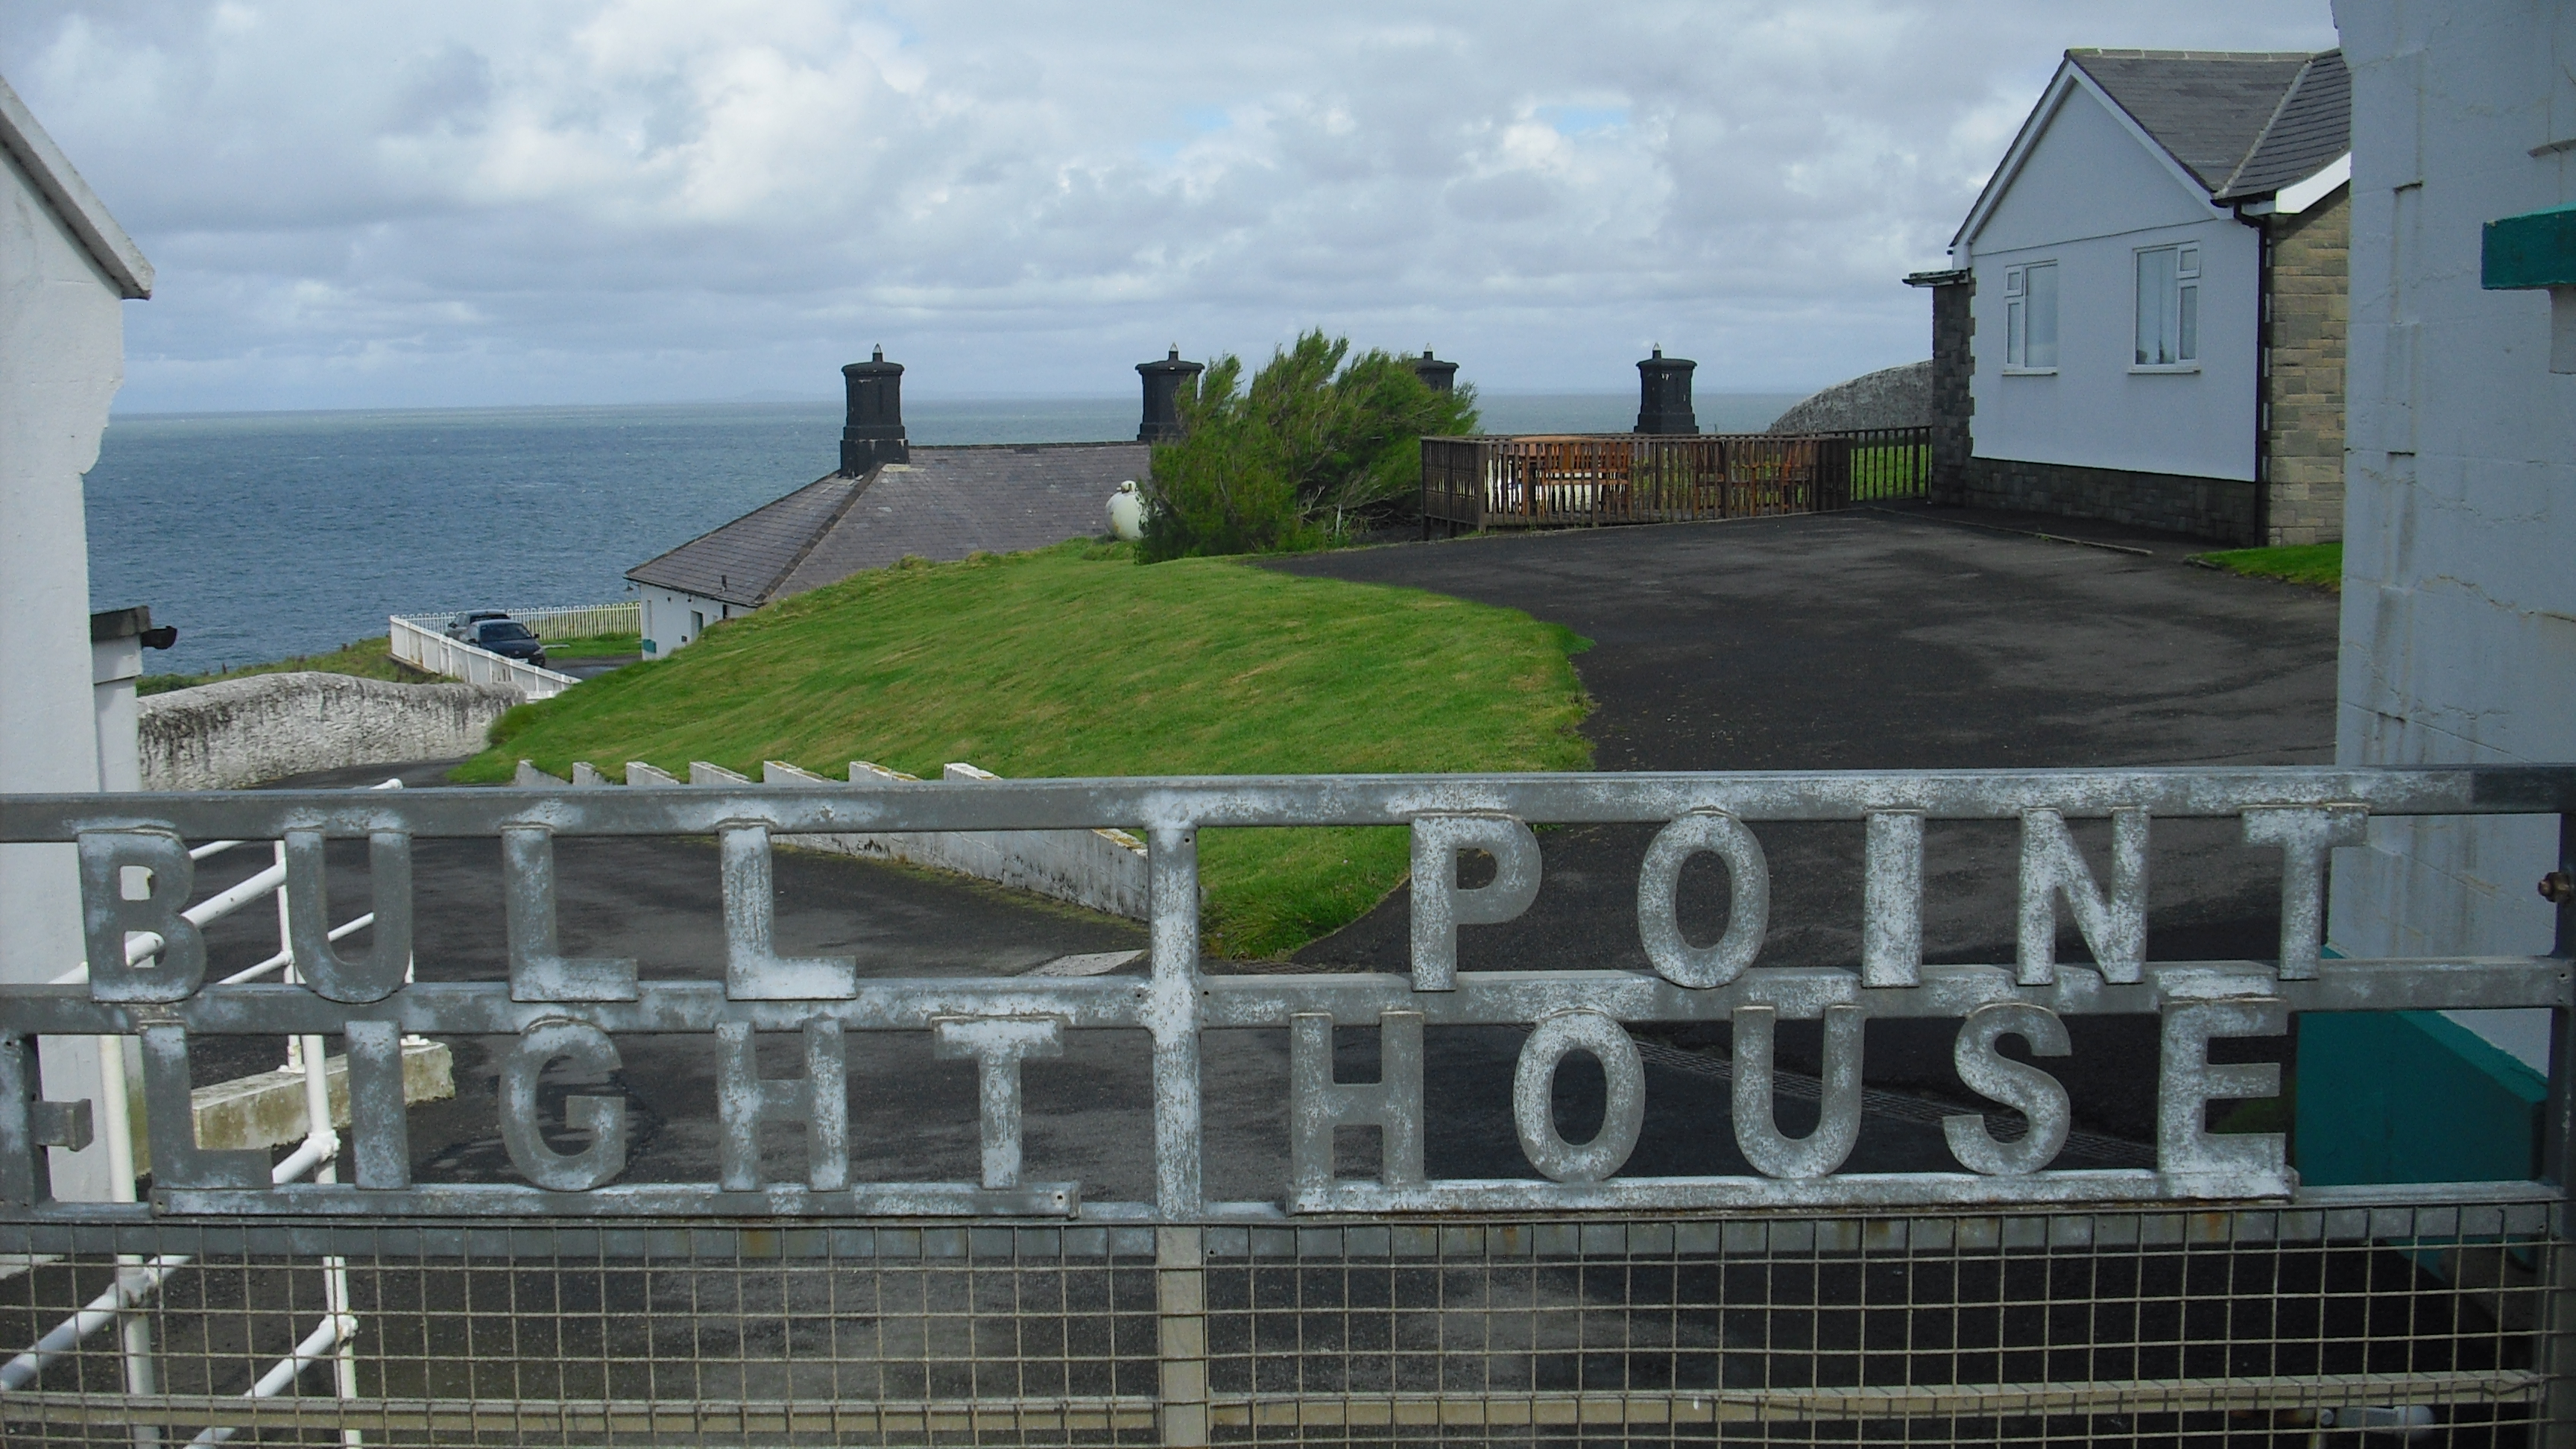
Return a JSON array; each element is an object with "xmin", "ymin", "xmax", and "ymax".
[
  {"xmin": 386, "ymin": 616, "xmax": 581, "ymax": 700},
  {"xmin": 0, "ymin": 763, "xmax": 2569, "ymax": 1444},
  {"xmin": 1421, "ymin": 426, "xmax": 1931, "ymax": 536}
]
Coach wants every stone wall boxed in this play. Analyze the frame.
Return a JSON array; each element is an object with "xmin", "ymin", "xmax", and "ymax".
[
  {"xmin": 1957, "ymin": 455, "xmax": 2261, "ymax": 543},
  {"xmin": 2262, "ymin": 184, "xmax": 2349, "ymax": 545},
  {"xmin": 1767, "ymin": 360, "xmax": 1931, "ymax": 434},
  {"xmin": 1928, "ymin": 277, "xmax": 1974, "ymax": 501},
  {"xmin": 139, "ymin": 672, "xmax": 521, "ymax": 789}
]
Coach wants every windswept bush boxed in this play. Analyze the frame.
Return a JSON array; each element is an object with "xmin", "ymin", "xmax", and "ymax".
[{"xmin": 1139, "ymin": 332, "xmax": 1479, "ymax": 562}]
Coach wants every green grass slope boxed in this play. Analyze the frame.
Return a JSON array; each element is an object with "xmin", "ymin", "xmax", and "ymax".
[
  {"xmin": 457, "ymin": 541, "xmax": 1593, "ymax": 956},
  {"xmin": 139, "ymin": 636, "xmax": 439, "ymax": 695},
  {"xmin": 2192, "ymin": 542, "xmax": 2342, "ymax": 591}
]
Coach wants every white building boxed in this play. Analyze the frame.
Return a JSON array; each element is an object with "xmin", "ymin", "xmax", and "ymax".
[
  {"xmin": 1922, "ymin": 48, "xmax": 2352, "ymax": 545},
  {"xmin": 2328, "ymin": 2, "xmax": 2576, "ymax": 1072},
  {"xmin": 0, "ymin": 74, "xmax": 153, "ymax": 1200}
]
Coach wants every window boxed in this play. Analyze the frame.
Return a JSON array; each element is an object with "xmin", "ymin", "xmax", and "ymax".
[
  {"xmin": 2135, "ymin": 243, "xmax": 2200, "ymax": 367},
  {"xmin": 2004, "ymin": 262, "xmax": 2058, "ymax": 370}
]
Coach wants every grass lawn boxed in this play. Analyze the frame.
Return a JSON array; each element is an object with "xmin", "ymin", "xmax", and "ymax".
[
  {"xmin": 139, "ymin": 636, "xmax": 439, "ymax": 695},
  {"xmin": 2192, "ymin": 542, "xmax": 2342, "ymax": 590},
  {"xmin": 540, "ymin": 631, "xmax": 643, "ymax": 660},
  {"xmin": 1849, "ymin": 442, "xmax": 1931, "ymax": 502},
  {"xmin": 456, "ymin": 540, "xmax": 1594, "ymax": 957}
]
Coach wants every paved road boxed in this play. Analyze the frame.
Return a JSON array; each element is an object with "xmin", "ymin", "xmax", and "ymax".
[
  {"xmin": 1267, "ymin": 505, "xmax": 2339, "ymax": 1143},
  {"xmin": 187, "ymin": 506, "xmax": 2336, "ymax": 1203}
]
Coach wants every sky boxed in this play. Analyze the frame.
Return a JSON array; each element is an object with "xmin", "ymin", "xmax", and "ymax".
[{"xmin": 2, "ymin": 1, "xmax": 2337, "ymax": 413}]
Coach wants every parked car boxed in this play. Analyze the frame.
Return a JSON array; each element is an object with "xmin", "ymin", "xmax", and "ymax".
[
  {"xmin": 443, "ymin": 610, "xmax": 511, "ymax": 641},
  {"xmin": 467, "ymin": 618, "xmax": 547, "ymax": 667}
]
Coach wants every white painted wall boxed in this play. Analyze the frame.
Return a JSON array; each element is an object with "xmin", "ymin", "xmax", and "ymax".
[
  {"xmin": 1965, "ymin": 80, "xmax": 2260, "ymax": 482},
  {"xmin": 91, "ymin": 633, "xmax": 142, "ymax": 792},
  {"xmin": 0, "ymin": 118, "xmax": 133, "ymax": 1200},
  {"xmin": 639, "ymin": 584, "xmax": 735, "ymax": 657},
  {"xmin": 2328, "ymin": 1, "xmax": 2576, "ymax": 1072}
]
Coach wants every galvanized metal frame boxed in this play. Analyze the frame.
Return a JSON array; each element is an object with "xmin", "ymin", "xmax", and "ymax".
[
  {"xmin": 0, "ymin": 764, "xmax": 2569, "ymax": 1228},
  {"xmin": 1, "ymin": 761, "xmax": 2573, "ymax": 1444}
]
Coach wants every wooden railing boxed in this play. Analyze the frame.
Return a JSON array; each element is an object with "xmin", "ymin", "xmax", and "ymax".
[{"xmin": 1421, "ymin": 426, "xmax": 1930, "ymax": 535}]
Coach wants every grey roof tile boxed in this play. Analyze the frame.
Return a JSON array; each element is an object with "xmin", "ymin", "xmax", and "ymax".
[
  {"xmin": 774, "ymin": 443, "xmax": 1149, "ymax": 599},
  {"xmin": 2067, "ymin": 48, "xmax": 2320, "ymax": 195},
  {"xmin": 2215, "ymin": 51, "xmax": 2349, "ymax": 201},
  {"xmin": 625, "ymin": 443, "xmax": 1150, "ymax": 607},
  {"xmin": 625, "ymin": 471, "xmax": 871, "ymax": 606}
]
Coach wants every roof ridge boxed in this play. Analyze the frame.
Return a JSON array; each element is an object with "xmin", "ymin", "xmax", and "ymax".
[
  {"xmin": 760, "ymin": 466, "xmax": 882, "ymax": 604},
  {"xmin": 2065, "ymin": 46, "xmax": 2326, "ymax": 196},
  {"xmin": 623, "ymin": 470, "xmax": 853, "ymax": 601},
  {"xmin": 909, "ymin": 440, "xmax": 1151, "ymax": 453},
  {"xmin": 2214, "ymin": 52, "xmax": 2320, "ymax": 197},
  {"xmin": 2067, "ymin": 48, "xmax": 2319, "ymax": 61}
]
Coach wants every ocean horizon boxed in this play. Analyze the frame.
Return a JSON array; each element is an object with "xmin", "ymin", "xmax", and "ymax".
[{"xmin": 86, "ymin": 391, "xmax": 1801, "ymax": 676}]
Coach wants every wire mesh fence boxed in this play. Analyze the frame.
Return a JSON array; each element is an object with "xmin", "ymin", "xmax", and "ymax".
[
  {"xmin": 5, "ymin": 768, "xmax": 2574, "ymax": 1443},
  {"xmin": 0, "ymin": 1199, "xmax": 2559, "ymax": 1446}
]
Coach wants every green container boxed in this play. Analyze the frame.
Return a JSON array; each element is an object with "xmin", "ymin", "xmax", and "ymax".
[
  {"xmin": 2294, "ymin": 1010, "xmax": 2547, "ymax": 1184},
  {"xmin": 2481, "ymin": 202, "xmax": 2576, "ymax": 290}
]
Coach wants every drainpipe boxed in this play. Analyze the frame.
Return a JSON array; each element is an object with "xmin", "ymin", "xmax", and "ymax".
[{"xmin": 2237, "ymin": 204, "xmax": 2274, "ymax": 547}]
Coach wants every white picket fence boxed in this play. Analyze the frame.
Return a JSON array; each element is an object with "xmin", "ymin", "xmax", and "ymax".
[{"xmin": 508, "ymin": 602, "xmax": 639, "ymax": 640}]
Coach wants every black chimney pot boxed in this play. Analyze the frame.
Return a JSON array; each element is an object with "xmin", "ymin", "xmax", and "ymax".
[
  {"xmin": 1137, "ymin": 346, "xmax": 1205, "ymax": 443},
  {"xmin": 1634, "ymin": 346, "xmax": 1698, "ymax": 435},
  {"xmin": 1411, "ymin": 349, "xmax": 1459, "ymax": 394},
  {"xmin": 840, "ymin": 346, "xmax": 909, "ymax": 473}
]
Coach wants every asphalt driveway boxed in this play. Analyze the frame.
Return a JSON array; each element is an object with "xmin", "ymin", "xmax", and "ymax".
[{"xmin": 1265, "ymin": 505, "xmax": 2340, "ymax": 1143}]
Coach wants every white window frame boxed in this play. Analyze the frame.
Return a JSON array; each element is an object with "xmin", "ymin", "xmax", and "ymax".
[
  {"xmin": 2132, "ymin": 242, "xmax": 2201, "ymax": 372},
  {"xmin": 2001, "ymin": 261, "xmax": 2059, "ymax": 374}
]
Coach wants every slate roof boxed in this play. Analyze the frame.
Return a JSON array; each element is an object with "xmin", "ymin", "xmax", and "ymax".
[
  {"xmin": 2213, "ymin": 50, "xmax": 2349, "ymax": 201},
  {"xmin": 625, "ymin": 472, "xmax": 870, "ymax": 608},
  {"xmin": 626, "ymin": 443, "xmax": 1150, "ymax": 607},
  {"xmin": 2066, "ymin": 48, "xmax": 2347, "ymax": 201}
]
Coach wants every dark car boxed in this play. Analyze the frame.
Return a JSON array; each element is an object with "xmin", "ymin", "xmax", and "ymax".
[
  {"xmin": 469, "ymin": 618, "xmax": 548, "ymax": 667},
  {"xmin": 444, "ymin": 610, "xmax": 512, "ymax": 641}
]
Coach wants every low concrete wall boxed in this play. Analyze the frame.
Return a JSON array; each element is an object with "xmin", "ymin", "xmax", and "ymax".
[
  {"xmin": 517, "ymin": 756, "xmax": 1152, "ymax": 920},
  {"xmin": 141, "ymin": 672, "xmax": 521, "ymax": 789},
  {"xmin": 1769, "ymin": 360, "xmax": 1933, "ymax": 434}
]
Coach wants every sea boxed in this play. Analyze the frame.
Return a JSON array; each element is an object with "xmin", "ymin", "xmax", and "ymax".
[{"xmin": 84, "ymin": 391, "xmax": 1800, "ymax": 677}]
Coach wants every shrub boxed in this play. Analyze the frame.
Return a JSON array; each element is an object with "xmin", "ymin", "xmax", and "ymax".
[{"xmin": 1139, "ymin": 332, "xmax": 1478, "ymax": 561}]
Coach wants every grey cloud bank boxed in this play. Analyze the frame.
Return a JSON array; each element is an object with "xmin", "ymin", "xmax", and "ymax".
[{"xmin": 2, "ymin": 0, "xmax": 2334, "ymax": 414}]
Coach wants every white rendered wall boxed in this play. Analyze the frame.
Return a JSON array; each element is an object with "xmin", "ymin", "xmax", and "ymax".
[
  {"xmin": 2329, "ymin": 1, "xmax": 2576, "ymax": 1071},
  {"xmin": 0, "ymin": 144, "xmax": 124, "ymax": 1197},
  {"xmin": 1966, "ymin": 83, "xmax": 2259, "ymax": 483},
  {"xmin": 640, "ymin": 585, "xmax": 735, "ymax": 656},
  {"xmin": 92, "ymin": 634, "xmax": 142, "ymax": 792}
]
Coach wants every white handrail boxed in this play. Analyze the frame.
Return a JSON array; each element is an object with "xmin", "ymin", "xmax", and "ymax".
[
  {"xmin": 7, "ymin": 777, "xmax": 401, "ymax": 1431},
  {"xmin": 387, "ymin": 615, "xmax": 581, "ymax": 699},
  {"xmin": 0, "ymin": 1256, "xmax": 189, "ymax": 1392},
  {"xmin": 188, "ymin": 1312, "xmax": 359, "ymax": 1446}
]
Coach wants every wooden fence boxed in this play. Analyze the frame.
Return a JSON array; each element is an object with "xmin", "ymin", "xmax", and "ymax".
[{"xmin": 1421, "ymin": 426, "xmax": 1930, "ymax": 536}]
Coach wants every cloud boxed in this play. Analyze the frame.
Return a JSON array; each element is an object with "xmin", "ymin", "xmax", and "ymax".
[{"xmin": 1, "ymin": 0, "xmax": 2337, "ymax": 410}]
